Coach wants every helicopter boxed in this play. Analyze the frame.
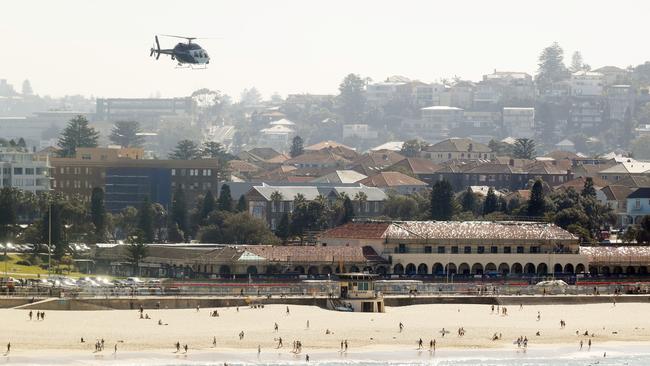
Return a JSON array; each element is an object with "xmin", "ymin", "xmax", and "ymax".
[{"xmin": 150, "ymin": 35, "xmax": 210, "ymax": 67}]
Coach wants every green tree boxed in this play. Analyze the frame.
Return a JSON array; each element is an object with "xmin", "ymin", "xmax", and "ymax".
[
  {"xmin": 199, "ymin": 190, "xmax": 216, "ymax": 222},
  {"xmin": 460, "ymin": 187, "xmax": 477, "ymax": 213},
  {"xmin": 0, "ymin": 188, "xmax": 17, "ymax": 242},
  {"xmin": 631, "ymin": 135, "xmax": 650, "ymax": 160},
  {"xmin": 341, "ymin": 196, "xmax": 355, "ymax": 224},
  {"xmin": 89, "ymin": 187, "xmax": 106, "ymax": 243},
  {"xmin": 488, "ymin": 139, "xmax": 514, "ymax": 156},
  {"xmin": 569, "ymin": 51, "xmax": 589, "ymax": 72},
  {"xmin": 581, "ymin": 177, "xmax": 596, "ymax": 198},
  {"xmin": 221, "ymin": 212, "xmax": 278, "ymax": 244},
  {"xmin": 400, "ymin": 139, "xmax": 428, "ymax": 158},
  {"xmin": 168, "ymin": 139, "xmax": 201, "ymax": 160},
  {"xmin": 383, "ymin": 193, "xmax": 420, "ymax": 220},
  {"xmin": 290, "ymin": 136, "xmax": 304, "ymax": 158},
  {"xmin": 483, "ymin": 187, "xmax": 498, "ymax": 215},
  {"xmin": 137, "ymin": 196, "xmax": 155, "ymax": 243},
  {"xmin": 236, "ymin": 195, "xmax": 247, "ymax": 212},
  {"xmin": 217, "ymin": 184, "xmax": 233, "ymax": 212},
  {"xmin": 169, "ymin": 186, "xmax": 188, "ymax": 241},
  {"xmin": 109, "ymin": 121, "xmax": 144, "ymax": 148},
  {"xmin": 535, "ymin": 42, "xmax": 569, "ymax": 92},
  {"xmin": 275, "ymin": 212, "xmax": 291, "ymax": 243},
  {"xmin": 125, "ymin": 229, "xmax": 149, "ymax": 276},
  {"xmin": 430, "ymin": 179, "xmax": 455, "ymax": 220},
  {"xmin": 338, "ymin": 73, "xmax": 367, "ymax": 122},
  {"xmin": 57, "ymin": 115, "xmax": 99, "ymax": 157},
  {"xmin": 201, "ymin": 141, "xmax": 231, "ymax": 159},
  {"xmin": 240, "ymin": 87, "xmax": 262, "ymax": 107},
  {"xmin": 527, "ymin": 179, "xmax": 546, "ymax": 217},
  {"xmin": 512, "ymin": 138, "xmax": 536, "ymax": 159}
]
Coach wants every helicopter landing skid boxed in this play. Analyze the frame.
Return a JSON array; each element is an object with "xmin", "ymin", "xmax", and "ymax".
[{"xmin": 175, "ymin": 64, "xmax": 208, "ymax": 70}]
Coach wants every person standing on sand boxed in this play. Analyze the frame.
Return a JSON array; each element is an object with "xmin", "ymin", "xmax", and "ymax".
[
  {"xmin": 286, "ymin": 306, "xmax": 290, "ymax": 315},
  {"xmin": 306, "ymin": 354, "xmax": 310, "ymax": 362},
  {"xmin": 184, "ymin": 344, "xmax": 188, "ymax": 353},
  {"xmin": 114, "ymin": 344, "xmax": 117, "ymax": 354},
  {"xmin": 418, "ymin": 338, "xmax": 423, "ymax": 349},
  {"xmin": 399, "ymin": 322, "xmax": 404, "ymax": 332},
  {"xmin": 175, "ymin": 341, "xmax": 180, "ymax": 352},
  {"xmin": 588, "ymin": 339, "xmax": 592, "ymax": 350},
  {"xmin": 340, "ymin": 340, "xmax": 343, "ymax": 351},
  {"xmin": 344, "ymin": 339, "xmax": 348, "ymax": 351},
  {"xmin": 258, "ymin": 345, "xmax": 261, "ymax": 355},
  {"xmin": 274, "ymin": 323, "xmax": 279, "ymax": 332},
  {"xmin": 6, "ymin": 342, "xmax": 10, "ymax": 354},
  {"xmin": 580, "ymin": 340, "xmax": 583, "ymax": 350},
  {"xmin": 29, "ymin": 311, "xmax": 32, "ymax": 320},
  {"xmin": 213, "ymin": 336, "xmax": 216, "ymax": 348}
]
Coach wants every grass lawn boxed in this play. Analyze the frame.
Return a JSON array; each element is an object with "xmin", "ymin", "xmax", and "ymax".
[{"xmin": 0, "ymin": 253, "xmax": 87, "ymax": 279}]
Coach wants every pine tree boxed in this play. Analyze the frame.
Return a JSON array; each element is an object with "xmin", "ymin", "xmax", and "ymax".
[
  {"xmin": 581, "ymin": 177, "xmax": 596, "ymax": 198},
  {"xmin": 137, "ymin": 196, "xmax": 155, "ymax": 243},
  {"xmin": 236, "ymin": 195, "xmax": 247, "ymax": 212},
  {"xmin": 217, "ymin": 184, "xmax": 233, "ymax": 212},
  {"xmin": 430, "ymin": 179, "xmax": 455, "ymax": 220},
  {"xmin": 527, "ymin": 179, "xmax": 546, "ymax": 217},
  {"xmin": 89, "ymin": 187, "xmax": 106, "ymax": 243},
  {"xmin": 460, "ymin": 187, "xmax": 476, "ymax": 212},
  {"xmin": 200, "ymin": 190, "xmax": 216, "ymax": 221},
  {"xmin": 512, "ymin": 138, "xmax": 536, "ymax": 159},
  {"xmin": 290, "ymin": 136, "xmax": 304, "ymax": 158},
  {"xmin": 169, "ymin": 186, "xmax": 188, "ymax": 241},
  {"xmin": 535, "ymin": 42, "xmax": 569, "ymax": 92},
  {"xmin": 338, "ymin": 73, "xmax": 367, "ymax": 122},
  {"xmin": 483, "ymin": 187, "xmax": 498, "ymax": 215},
  {"xmin": 109, "ymin": 121, "xmax": 144, "ymax": 148},
  {"xmin": 57, "ymin": 115, "xmax": 99, "ymax": 157},
  {"xmin": 275, "ymin": 212, "xmax": 291, "ymax": 243},
  {"xmin": 168, "ymin": 139, "xmax": 201, "ymax": 160}
]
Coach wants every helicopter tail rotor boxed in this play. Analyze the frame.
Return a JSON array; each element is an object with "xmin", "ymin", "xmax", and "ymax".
[{"xmin": 150, "ymin": 35, "xmax": 161, "ymax": 60}]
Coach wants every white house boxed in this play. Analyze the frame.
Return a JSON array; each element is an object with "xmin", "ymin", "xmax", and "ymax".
[{"xmin": 570, "ymin": 71, "xmax": 604, "ymax": 97}]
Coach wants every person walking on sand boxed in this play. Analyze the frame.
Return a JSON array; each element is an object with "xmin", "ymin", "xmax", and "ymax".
[
  {"xmin": 258, "ymin": 345, "xmax": 261, "ymax": 356},
  {"xmin": 588, "ymin": 339, "xmax": 591, "ymax": 350},
  {"xmin": 344, "ymin": 339, "xmax": 348, "ymax": 351},
  {"xmin": 580, "ymin": 340, "xmax": 583, "ymax": 350},
  {"xmin": 286, "ymin": 306, "xmax": 290, "ymax": 315},
  {"xmin": 6, "ymin": 342, "xmax": 10, "ymax": 354},
  {"xmin": 274, "ymin": 323, "xmax": 279, "ymax": 332},
  {"xmin": 213, "ymin": 336, "xmax": 217, "ymax": 348},
  {"xmin": 306, "ymin": 354, "xmax": 310, "ymax": 362},
  {"xmin": 184, "ymin": 344, "xmax": 188, "ymax": 353},
  {"xmin": 418, "ymin": 338, "xmax": 423, "ymax": 349},
  {"xmin": 536, "ymin": 311, "xmax": 541, "ymax": 321},
  {"xmin": 340, "ymin": 340, "xmax": 344, "ymax": 352},
  {"xmin": 29, "ymin": 311, "xmax": 32, "ymax": 320},
  {"xmin": 114, "ymin": 344, "xmax": 117, "ymax": 354},
  {"xmin": 176, "ymin": 341, "xmax": 180, "ymax": 353},
  {"xmin": 278, "ymin": 337, "xmax": 283, "ymax": 348},
  {"xmin": 399, "ymin": 322, "xmax": 404, "ymax": 332}
]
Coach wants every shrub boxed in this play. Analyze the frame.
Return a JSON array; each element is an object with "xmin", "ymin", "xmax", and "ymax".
[{"xmin": 16, "ymin": 259, "xmax": 32, "ymax": 266}]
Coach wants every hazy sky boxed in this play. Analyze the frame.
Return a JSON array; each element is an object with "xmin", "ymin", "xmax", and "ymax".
[{"xmin": 3, "ymin": 0, "xmax": 648, "ymax": 100}]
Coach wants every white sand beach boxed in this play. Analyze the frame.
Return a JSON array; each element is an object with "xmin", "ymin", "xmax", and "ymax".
[{"xmin": 1, "ymin": 303, "xmax": 649, "ymax": 361}]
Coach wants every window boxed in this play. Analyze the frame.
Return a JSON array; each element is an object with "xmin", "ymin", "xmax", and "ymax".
[
  {"xmin": 451, "ymin": 246, "xmax": 459, "ymax": 254},
  {"xmin": 503, "ymin": 246, "xmax": 511, "ymax": 254},
  {"xmin": 13, "ymin": 167, "xmax": 23, "ymax": 175},
  {"xmin": 477, "ymin": 246, "xmax": 485, "ymax": 254},
  {"xmin": 490, "ymin": 246, "xmax": 498, "ymax": 253},
  {"xmin": 424, "ymin": 246, "xmax": 432, "ymax": 253},
  {"xmin": 398, "ymin": 244, "xmax": 406, "ymax": 253},
  {"xmin": 516, "ymin": 246, "xmax": 524, "ymax": 253},
  {"xmin": 464, "ymin": 246, "xmax": 471, "ymax": 254},
  {"xmin": 530, "ymin": 246, "xmax": 540, "ymax": 253},
  {"xmin": 81, "ymin": 154, "xmax": 91, "ymax": 160},
  {"xmin": 636, "ymin": 199, "xmax": 641, "ymax": 209},
  {"xmin": 25, "ymin": 168, "xmax": 34, "ymax": 175},
  {"xmin": 171, "ymin": 169, "xmax": 176, "ymax": 176},
  {"xmin": 437, "ymin": 246, "xmax": 445, "ymax": 254}
]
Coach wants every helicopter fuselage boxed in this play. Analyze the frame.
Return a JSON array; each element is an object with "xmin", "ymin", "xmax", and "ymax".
[{"xmin": 171, "ymin": 42, "xmax": 209, "ymax": 64}]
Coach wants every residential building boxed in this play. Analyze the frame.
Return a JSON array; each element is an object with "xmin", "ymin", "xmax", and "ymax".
[
  {"xmin": 348, "ymin": 150, "xmax": 405, "ymax": 176},
  {"xmin": 359, "ymin": 171, "xmax": 428, "ymax": 194},
  {"xmin": 598, "ymin": 160, "xmax": 650, "ymax": 183},
  {"xmin": 342, "ymin": 124, "xmax": 378, "ymax": 140},
  {"xmin": 0, "ymin": 149, "xmax": 50, "ymax": 193},
  {"xmin": 403, "ymin": 106, "xmax": 464, "ymax": 140},
  {"xmin": 569, "ymin": 97, "xmax": 604, "ymax": 132},
  {"xmin": 592, "ymin": 66, "xmax": 630, "ymax": 86},
  {"xmin": 384, "ymin": 158, "xmax": 441, "ymax": 186},
  {"xmin": 366, "ymin": 76, "xmax": 412, "ymax": 105},
  {"xmin": 246, "ymin": 184, "xmax": 387, "ymax": 229},
  {"xmin": 599, "ymin": 185, "xmax": 633, "ymax": 228},
  {"xmin": 319, "ymin": 221, "xmax": 585, "ymax": 276},
  {"xmin": 570, "ymin": 71, "xmax": 604, "ymax": 97},
  {"xmin": 284, "ymin": 150, "xmax": 351, "ymax": 170},
  {"xmin": 502, "ymin": 107, "xmax": 535, "ymax": 138},
  {"xmin": 625, "ymin": 187, "xmax": 650, "ymax": 226},
  {"xmin": 310, "ymin": 170, "xmax": 367, "ymax": 184},
  {"xmin": 419, "ymin": 138, "xmax": 493, "ymax": 163},
  {"xmin": 412, "ymin": 83, "xmax": 445, "ymax": 107},
  {"xmin": 258, "ymin": 124, "xmax": 295, "ymax": 151},
  {"xmin": 481, "ymin": 71, "xmax": 535, "ymax": 103},
  {"xmin": 95, "ymin": 98, "xmax": 194, "ymax": 124}
]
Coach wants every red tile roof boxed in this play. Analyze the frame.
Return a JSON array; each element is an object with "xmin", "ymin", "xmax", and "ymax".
[{"xmin": 320, "ymin": 222, "xmax": 391, "ymax": 239}]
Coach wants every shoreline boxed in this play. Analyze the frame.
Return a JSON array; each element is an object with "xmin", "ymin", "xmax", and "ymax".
[{"xmin": 3, "ymin": 342, "xmax": 650, "ymax": 365}]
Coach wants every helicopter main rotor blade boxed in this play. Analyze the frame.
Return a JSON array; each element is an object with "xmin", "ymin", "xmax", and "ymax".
[{"xmin": 160, "ymin": 34, "xmax": 197, "ymax": 41}]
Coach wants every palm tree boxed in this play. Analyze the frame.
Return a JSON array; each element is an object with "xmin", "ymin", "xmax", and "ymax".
[{"xmin": 354, "ymin": 192, "xmax": 368, "ymax": 214}]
